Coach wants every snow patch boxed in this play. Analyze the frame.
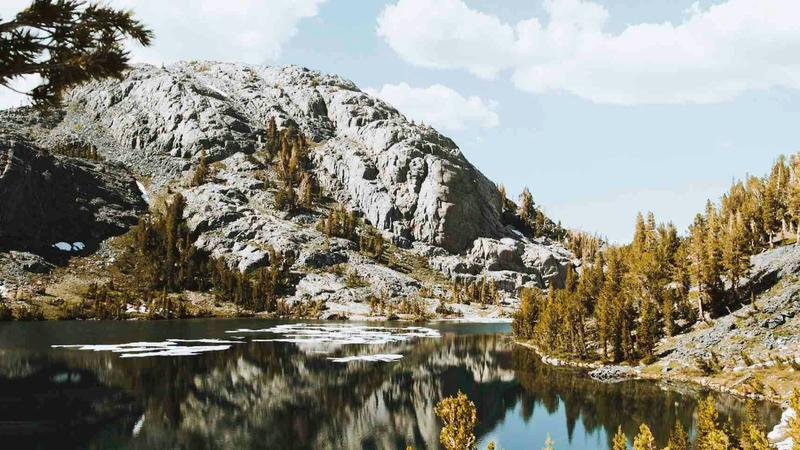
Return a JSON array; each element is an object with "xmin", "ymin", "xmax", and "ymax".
[
  {"xmin": 230, "ymin": 323, "xmax": 440, "ymax": 345},
  {"xmin": 136, "ymin": 181, "xmax": 150, "ymax": 204},
  {"xmin": 52, "ymin": 340, "xmax": 232, "ymax": 358},
  {"xmin": 768, "ymin": 407, "xmax": 796, "ymax": 450},
  {"xmin": 52, "ymin": 241, "xmax": 85, "ymax": 252},
  {"xmin": 328, "ymin": 353, "xmax": 403, "ymax": 363}
]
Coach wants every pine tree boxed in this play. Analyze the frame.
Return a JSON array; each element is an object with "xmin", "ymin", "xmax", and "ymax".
[
  {"xmin": 518, "ymin": 187, "xmax": 534, "ymax": 221},
  {"xmin": 298, "ymin": 172, "xmax": 313, "ymax": 209},
  {"xmin": 722, "ymin": 211, "xmax": 750, "ymax": 298},
  {"xmin": 666, "ymin": 421, "xmax": 689, "ymax": 450},
  {"xmin": 611, "ymin": 426, "xmax": 628, "ymax": 450},
  {"xmin": 1, "ymin": 0, "xmax": 153, "ymax": 106},
  {"xmin": 632, "ymin": 424, "xmax": 655, "ymax": 450},
  {"xmin": 434, "ymin": 391, "xmax": 477, "ymax": 450}
]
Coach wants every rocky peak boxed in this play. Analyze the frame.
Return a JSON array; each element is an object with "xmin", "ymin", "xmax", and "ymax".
[{"xmin": 61, "ymin": 62, "xmax": 505, "ymax": 253}]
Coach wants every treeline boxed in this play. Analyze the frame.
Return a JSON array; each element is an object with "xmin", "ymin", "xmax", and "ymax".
[
  {"xmin": 109, "ymin": 193, "xmax": 294, "ymax": 316},
  {"xmin": 499, "ymin": 185, "xmax": 568, "ymax": 242},
  {"xmin": 514, "ymin": 154, "xmax": 800, "ymax": 363}
]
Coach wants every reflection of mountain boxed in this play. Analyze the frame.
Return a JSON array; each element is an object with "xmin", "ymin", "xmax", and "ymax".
[
  {"xmin": 0, "ymin": 329, "xmax": 783, "ymax": 450},
  {"xmin": 0, "ymin": 351, "xmax": 139, "ymax": 449}
]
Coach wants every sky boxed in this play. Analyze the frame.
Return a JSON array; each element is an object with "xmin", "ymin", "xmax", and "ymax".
[{"xmin": 2, "ymin": 0, "xmax": 800, "ymax": 243}]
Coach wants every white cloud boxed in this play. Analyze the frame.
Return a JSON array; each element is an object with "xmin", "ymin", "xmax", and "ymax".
[
  {"xmin": 365, "ymin": 83, "xmax": 499, "ymax": 131},
  {"xmin": 378, "ymin": 0, "xmax": 800, "ymax": 105},
  {"xmin": 114, "ymin": 0, "xmax": 326, "ymax": 64}
]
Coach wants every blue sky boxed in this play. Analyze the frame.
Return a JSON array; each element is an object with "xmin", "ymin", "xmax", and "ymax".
[{"xmin": 2, "ymin": 0, "xmax": 799, "ymax": 242}]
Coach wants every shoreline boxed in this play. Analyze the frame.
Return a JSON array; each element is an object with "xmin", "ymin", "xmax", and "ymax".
[{"xmin": 512, "ymin": 339, "xmax": 796, "ymax": 448}]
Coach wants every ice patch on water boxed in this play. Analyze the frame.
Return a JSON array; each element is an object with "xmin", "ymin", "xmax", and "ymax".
[
  {"xmin": 328, "ymin": 353, "xmax": 403, "ymax": 363},
  {"xmin": 230, "ymin": 323, "xmax": 440, "ymax": 345},
  {"xmin": 52, "ymin": 340, "xmax": 232, "ymax": 358}
]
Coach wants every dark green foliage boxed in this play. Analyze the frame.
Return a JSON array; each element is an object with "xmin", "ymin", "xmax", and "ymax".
[
  {"xmin": 1, "ymin": 0, "xmax": 153, "ymax": 106},
  {"xmin": 210, "ymin": 247, "xmax": 294, "ymax": 313},
  {"xmin": 81, "ymin": 282, "xmax": 126, "ymax": 320},
  {"xmin": 450, "ymin": 277, "xmax": 500, "ymax": 305},
  {"xmin": 114, "ymin": 194, "xmax": 295, "ymax": 313},
  {"xmin": 498, "ymin": 185, "xmax": 567, "ymax": 242},
  {"xmin": 359, "ymin": 225, "xmax": 385, "ymax": 260},
  {"xmin": 271, "ymin": 123, "xmax": 310, "ymax": 211},
  {"xmin": 51, "ymin": 142, "xmax": 102, "ymax": 160},
  {"xmin": 318, "ymin": 203, "xmax": 357, "ymax": 240}
]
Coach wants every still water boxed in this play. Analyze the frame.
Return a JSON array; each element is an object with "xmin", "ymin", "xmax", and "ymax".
[{"xmin": 0, "ymin": 319, "xmax": 781, "ymax": 450}]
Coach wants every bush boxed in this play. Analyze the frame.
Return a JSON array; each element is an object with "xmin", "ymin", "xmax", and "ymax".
[{"xmin": 318, "ymin": 204, "xmax": 357, "ymax": 240}]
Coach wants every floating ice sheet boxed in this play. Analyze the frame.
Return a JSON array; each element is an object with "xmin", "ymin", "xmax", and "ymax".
[
  {"xmin": 52, "ymin": 339, "xmax": 236, "ymax": 358},
  {"xmin": 230, "ymin": 323, "xmax": 441, "ymax": 345}
]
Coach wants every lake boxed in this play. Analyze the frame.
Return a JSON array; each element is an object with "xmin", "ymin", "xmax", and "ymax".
[{"xmin": 0, "ymin": 319, "xmax": 782, "ymax": 449}]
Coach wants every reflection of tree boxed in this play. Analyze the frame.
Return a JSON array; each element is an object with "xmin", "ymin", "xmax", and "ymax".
[
  {"xmin": 509, "ymin": 346, "xmax": 781, "ymax": 449},
  {"xmin": 0, "ymin": 333, "xmax": 782, "ymax": 450}
]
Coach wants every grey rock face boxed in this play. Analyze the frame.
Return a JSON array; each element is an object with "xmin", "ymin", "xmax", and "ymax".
[
  {"xmin": 62, "ymin": 62, "xmax": 505, "ymax": 253},
  {"xmin": 1, "ymin": 61, "xmax": 575, "ymax": 304},
  {"xmin": 0, "ymin": 139, "xmax": 146, "ymax": 253}
]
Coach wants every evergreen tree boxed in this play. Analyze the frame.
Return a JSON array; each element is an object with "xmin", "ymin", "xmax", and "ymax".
[
  {"xmin": 666, "ymin": 421, "xmax": 689, "ymax": 450},
  {"xmin": 722, "ymin": 211, "xmax": 750, "ymax": 298},
  {"xmin": 611, "ymin": 426, "xmax": 628, "ymax": 450},
  {"xmin": 518, "ymin": 187, "xmax": 534, "ymax": 222},
  {"xmin": 632, "ymin": 424, "xmax": 655, "ymax": 450},
  {"xmin": 1, "ymin": 0, "xmax": 153, "ymax": 106},
  {"xmin": 434, "ymin": 391, "xmax": 477, "ymax": 450}
]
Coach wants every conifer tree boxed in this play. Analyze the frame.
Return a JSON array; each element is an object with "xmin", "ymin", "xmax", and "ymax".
[
  {"xmin": 632, "ymin": 424, "xmax": 655, "ymax": 450},
  {"xmin": 611, "ymin": 426, "xmax": 628, "ymax": 450},
  {"xmin": 666, "ymin": 421, "xmax": 689, "ymax": 450},
  {"xmin": 518, "ymin": 187, "xmax": 534, "ymax": 221},
  {"xmin": 722, "ymin": 211, "xmax": 750, "ymax": 298},
  {"xmin": 1, "ymin": 0, "xmax": 153, "ymax": 106},
  {"xmin": 434, "ymin": 391, "xmax": 477, "ymax": 450}
]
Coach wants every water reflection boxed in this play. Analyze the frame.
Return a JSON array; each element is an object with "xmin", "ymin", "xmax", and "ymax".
[{"xmin": 0, "ymin": 320, "xmax": 782, "ymax": 449}]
